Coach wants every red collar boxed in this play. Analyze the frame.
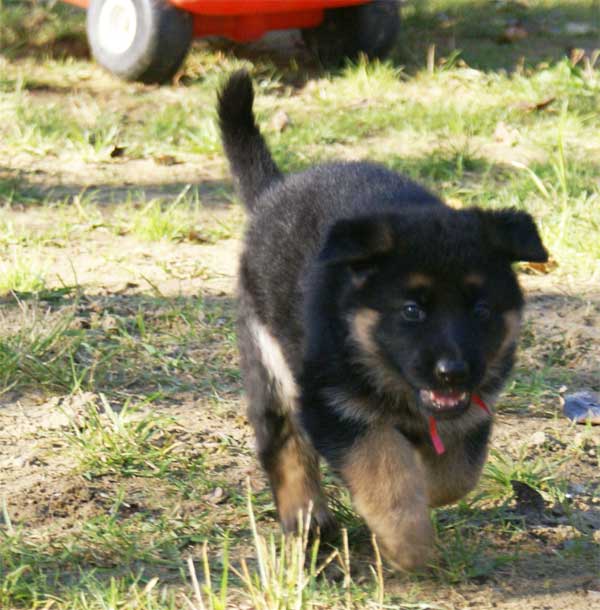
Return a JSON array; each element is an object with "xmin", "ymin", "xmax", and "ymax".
[{"xmin": 429, "ymin": 395, "xmax": 490, "ymax": 456}]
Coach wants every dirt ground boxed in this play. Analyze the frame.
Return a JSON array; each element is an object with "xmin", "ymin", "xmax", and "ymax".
[
  {"xmin": 1, "ymin": 14, "xmax": 600, "ymax": 605},
  {"xmin": 1, "ymin": 150, "xmax": 599, "ymax": 608}
]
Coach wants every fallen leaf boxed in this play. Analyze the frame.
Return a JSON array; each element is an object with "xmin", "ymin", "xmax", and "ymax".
[
  {"xmin": 499, "ymin": 25, "xmax": 528, "ymax": 44},
  {"xmin": 110, "ymin": 145, "xmax": 126, "ymax": 158},
  {"xmin": 518, "ymin": 96, "xmax": 556, "ymax": 113},
  {"xmin": 187, "ymin": 229, "xmax": 210, "ymax": 243},
  {"xmin": 519, "ymin": 258, "xmax": 558, "ymax": 274},
  {"xmin": 153, "ymin": 154, "xmax": 181, "ymax": 166}
]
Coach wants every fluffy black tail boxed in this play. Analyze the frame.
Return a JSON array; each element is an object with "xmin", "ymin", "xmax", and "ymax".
[{"xmin": 217, "ymin": 70, "xmax": 281, "ymax": 212}]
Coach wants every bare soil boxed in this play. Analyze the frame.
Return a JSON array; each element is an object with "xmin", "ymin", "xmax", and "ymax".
[
  {"xmin": 1, "ymin": 58, "xmax": 599, "ymax": 604},
  {"xmin": 2, "ymin": 174, "xmax": 599, "ymax": 608}
]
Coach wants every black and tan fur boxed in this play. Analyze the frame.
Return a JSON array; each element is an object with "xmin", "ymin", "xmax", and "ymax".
[{"xmin": 218, "ymin": 71, "xmax": 548, "ymax": 570}]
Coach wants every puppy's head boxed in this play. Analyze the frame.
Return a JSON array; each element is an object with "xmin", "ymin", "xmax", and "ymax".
[{"xmin": 318, "ymin": 206, "xmax": 547, "ymax": 419}]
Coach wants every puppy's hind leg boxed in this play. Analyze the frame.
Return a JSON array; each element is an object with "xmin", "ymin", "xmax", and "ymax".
[
  {"xmin": 263, "ymin": 419, "xmax": 335, "ymax": 536},
  {"xmin": 240, "ymin": 320, "xmax": 335, "ymax": 536}
]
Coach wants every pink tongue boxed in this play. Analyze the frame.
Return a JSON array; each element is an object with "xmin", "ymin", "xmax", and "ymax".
[
  {"xmin": 432, "ymin": 390, "xmax": 461, "ymax": 399},
  {"xmin": 431, "ymin": 390, "xmax": 461, "ymax": 407}
]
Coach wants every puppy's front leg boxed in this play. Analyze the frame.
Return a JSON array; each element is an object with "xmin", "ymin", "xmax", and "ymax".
[{"xmin": 339, "ymin": 425, "xmax": 434, "ymax": 571}]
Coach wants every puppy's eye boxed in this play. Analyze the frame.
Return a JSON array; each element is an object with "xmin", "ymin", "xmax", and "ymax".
[
  {"xmin": 402, "ymin": 302, "xmax": 426, "ymax": 322},
  {"xmin": 473, "ymin": 300, "xmax": 491, "ymax": 321}
]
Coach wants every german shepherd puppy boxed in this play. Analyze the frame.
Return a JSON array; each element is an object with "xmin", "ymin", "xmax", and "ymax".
[{"xmin": 218, "ymin": 71, "xmax": 548, "ymax": 570}]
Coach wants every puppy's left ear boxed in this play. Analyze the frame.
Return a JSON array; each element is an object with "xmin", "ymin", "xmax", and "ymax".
[
  {"xmin": 478, "ymin": 209, "xmax": 548, "ymax": 263},
  {"xmin": 319, "ymin": 216, "xmax": 394, "ymax": 266}
]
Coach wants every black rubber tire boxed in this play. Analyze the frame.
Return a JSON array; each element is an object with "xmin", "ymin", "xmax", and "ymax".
[
  {"xmin": 302, "ymin": 0, "xmax": 401, "ymax": 66},
  {"xmin": 87, "ymin": 0, "xmax": 193, "ymax": 84}
]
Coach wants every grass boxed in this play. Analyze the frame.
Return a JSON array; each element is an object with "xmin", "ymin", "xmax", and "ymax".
[
  {"xmin": 113, "ymin": 189, "xmax": 240, "ymax": 244},
  {"xmin": 0, "ymin": 0, "xmax": 599, "ymax": 608},
  {"xmin": 65, "ymin": 394, "xmax": 183, "ymax": 479},
  {"xmin": 0, "ymin": 248, "xmax": 47, "ymax": 294},
  {"xmin": 0, "ymin": 294, "xmax": 239, "ymax": 399},
  {"xmin": 124, "ymin": 197, "xmax": 200, "ymax": 243},
  {"xmin": 481, "ymin": 448, "xmax": 567, "ymax": 504}
]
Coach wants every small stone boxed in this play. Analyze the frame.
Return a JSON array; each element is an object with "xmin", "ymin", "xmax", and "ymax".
[
  {"xmin": 565, "ymin": 22, "xmax": 594, "ymax": 35},
  {"xmin": 269, "ymin": 110, "xmax": 291, "ymax": 132},
  {"xmin": 587, "ymin": 589, "xmax": 600, "ymax": 601},
  {"xmin": 530, "ymin": 430, "xmax": 546, "ymax": 446},
  {"xmin": 569, "ymin": 483, "xmax": 586, "ymax": 495},
  {"xmin": 203, "ymin": 486, "xmax": 227, "ymax": 505},
  {"xmin": 494, "ymin": 121, "xmax": 519, "ymax": 144},
  {"xmin": 101, "ymin": 314, "xmax": 119, "ymax": 332}
]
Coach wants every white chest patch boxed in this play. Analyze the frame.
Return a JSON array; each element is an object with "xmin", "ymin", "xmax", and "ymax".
[{"xmin": 250, "ymin": 318, "xmax": 299, "ymax": 412}]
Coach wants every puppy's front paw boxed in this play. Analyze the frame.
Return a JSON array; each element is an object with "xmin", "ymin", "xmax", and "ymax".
[{"xmin": 378, "ymin": 536, "xmax": 433, "ymax": 572}]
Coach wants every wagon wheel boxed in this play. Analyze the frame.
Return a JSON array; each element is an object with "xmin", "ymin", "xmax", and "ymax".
[
  {"xmin": 302, "ymin": 0, "xmax": 401, "ymax": 66},
  {"xmin": 87, "ymin": 0, "xmax": 193, "ymax": 84}
]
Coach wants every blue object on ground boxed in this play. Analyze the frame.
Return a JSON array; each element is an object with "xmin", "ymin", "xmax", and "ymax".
[{"xmin": 563, "ymin": 391, "xmax": 600, "ymax": 425}]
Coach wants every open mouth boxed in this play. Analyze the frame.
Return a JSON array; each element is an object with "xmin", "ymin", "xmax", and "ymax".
[{"xmin": 419, "ymin": 389, "xmax": 471, "ymax": 414}]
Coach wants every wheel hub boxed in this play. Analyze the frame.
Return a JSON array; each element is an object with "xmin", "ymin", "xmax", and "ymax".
[{"xmin": 97, "ymin": 0, "xmax": 138, "ymax": 55}]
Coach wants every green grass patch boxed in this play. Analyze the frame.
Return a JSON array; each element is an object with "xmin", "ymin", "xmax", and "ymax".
[
  {"xmin": 481, "ymin": 448, "xmax": 567, "ymax": 504},
  {"xmin": 66, "ymin": 394, "xmax": 184, "ymax": 479},
  {"xmin": 0, "ymin": 0, "xmax": 86, "ymax": 59},
  {"xmin": 0, "ymin": 1, "xmax": 599, "ymax": 608},
  {"xmin": 0, "ymin": 294, "xmax": 239, "ymax": 399},
  {"xmin": 0, "ymin": 248, "xmax": 47, "ymax": 294}
]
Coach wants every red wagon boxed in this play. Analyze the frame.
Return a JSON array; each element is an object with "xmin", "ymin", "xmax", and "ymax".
[{"xmin": 62, "ymin": 0, "xmax": 400, "ymax": 83}]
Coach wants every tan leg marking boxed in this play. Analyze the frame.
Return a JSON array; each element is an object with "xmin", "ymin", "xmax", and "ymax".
[
  {"xmin": 270, "ymin": 435, "xmax": 334, "ymax": 535},
  {"xmin": 421, "ymin": 418, "xmax": 489, "ymax": 508},
  {"xmin": 341, "ymin": 426, "xmax": 434, "ymax": 571},
  {"xmin": 424, "ymin": 457, "xmax": 484, "ymax": 507}
]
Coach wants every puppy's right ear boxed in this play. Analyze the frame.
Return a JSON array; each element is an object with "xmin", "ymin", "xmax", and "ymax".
[
  {"xmin": 477, "ymin": 208, "xmax": 548, "ymax": 263},
  {"xmin": 319, "ymin": 217, "xmax": 394, "ymax": 266}
]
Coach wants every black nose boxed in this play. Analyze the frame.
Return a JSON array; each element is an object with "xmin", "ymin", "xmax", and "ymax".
[{"xmin": 435, "ymin": 358, "xmax": 470, "ymax": 385}]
